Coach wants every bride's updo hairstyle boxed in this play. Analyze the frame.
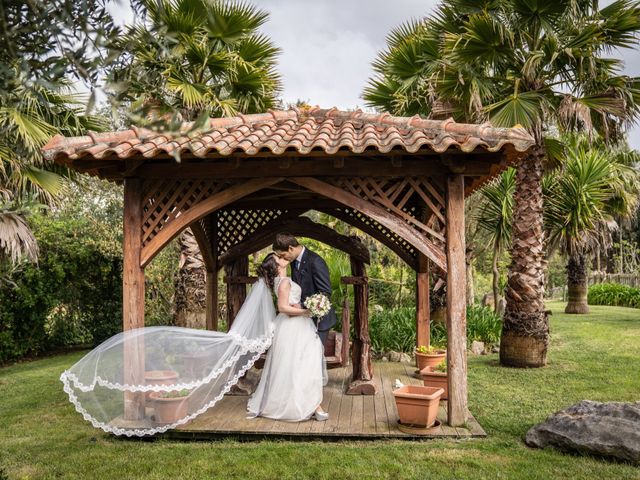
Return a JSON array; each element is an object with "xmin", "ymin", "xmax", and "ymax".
[{"xmin": 256, "ymin": 253, "xmax": 279, "ymax": 291}]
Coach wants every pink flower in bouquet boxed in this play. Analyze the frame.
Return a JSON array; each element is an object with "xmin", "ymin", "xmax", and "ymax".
[{"xmin": 304, "ymin": 293, "xmax": 331, "ymax": 317}]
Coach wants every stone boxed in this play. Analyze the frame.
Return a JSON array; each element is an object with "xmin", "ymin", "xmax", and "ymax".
[
  {"xmin": 381, "ymin": 356, "xmax": 389, "ymax": 362},
  {"xmin": 470, "ymin": 341, "xmax": 485, "ymax": 355},
  {"xmin": 496, "ymin": 297, "xmax": 507, "ymax": 316},
  {"xmin": 388, "ymin": 351, "xmax": 402, "ymax": 362},
  {"xmin": 399, "ymin": 353, "xmax": 412, "ymax": 363},
  {"xmin": 491, "ymin": 345, "xmax": 499, "ymax": 354},
  {"xmin": 525, "ymin": 400, "xmax": 640, "ymax": 465}
]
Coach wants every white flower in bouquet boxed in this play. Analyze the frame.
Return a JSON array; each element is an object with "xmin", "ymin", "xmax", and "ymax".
[{"xmin": 304, "ymin": 293, "xmax": 332, "ymax": 318}]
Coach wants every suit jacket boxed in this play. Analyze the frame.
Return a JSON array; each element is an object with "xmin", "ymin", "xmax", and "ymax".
[{"xmin": 291, "ymin": 248, "xmax": 337, "ymax": 332}]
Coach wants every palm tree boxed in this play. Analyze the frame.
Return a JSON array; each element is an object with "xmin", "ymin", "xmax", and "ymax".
[
  {"xmin": 111, "ymin": 0, "xmax": 282, "ymax": 329},
  {"xmin": 544, "ymin": 138, "xmax": 639, "ymax": 314},
  {"xmin": 477, "ymin": 168, "xmax": 516, "ymax": 313},
  {"xmin": 111, "ymin": 0, "xmax": 282, "ymax": 121},
  {"xmin": 0, "ymin": 68, "xmax": 105, "ymax": 265},
  {"xmin": 364, "ymin": 0, "xmax": 640, "ymax": 367}
]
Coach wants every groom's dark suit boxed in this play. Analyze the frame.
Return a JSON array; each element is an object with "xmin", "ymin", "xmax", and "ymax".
[{"xmin": 291, "ymin": 247, "xmax": 337, "ymax": 345}]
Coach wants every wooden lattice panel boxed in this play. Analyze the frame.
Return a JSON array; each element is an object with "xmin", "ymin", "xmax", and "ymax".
[
  {"xmin": 326, "ymin": 177, "xmax": 446, "ymax": 247},
  {"xmin": 216, "ymin": 208, "xmax": 289, "ymax": 255},
  {"xmin": 333, "ymin": 207, "xmax": 417, "ymax": 261},
  {"xmin": 141, "ymin": 179, "xmax": 231, "ymax": 247}
]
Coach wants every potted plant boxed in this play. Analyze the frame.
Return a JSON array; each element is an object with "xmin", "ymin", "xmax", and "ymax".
[
  {"xmin": 420, "ymin": 359, "xmax": 448, "ymax": 400},
  {"xmin": 393, "ymin": 385, "xmax": 444, "ymax": 427},
  {"xmin": 144, "ymin": 370, "xmax": 179, "ymax": 401},
  {"xmin": 414, "ymin": 345, "xmax": 446, "ymax": 371},
  {"xmin": 149, "ymin": 389, "xmax": 191, "ymax": 424},
  {"xmin": 181, "ymin": 350, "xmax": 210, "ymax": 378}
]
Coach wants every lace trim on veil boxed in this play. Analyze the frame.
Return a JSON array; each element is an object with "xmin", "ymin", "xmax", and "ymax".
[
  {"xmin": 60, "ymin": 325, "xmax": 275, "ymax": 437},
  {"xmin": 61, "ymin": 331, "xmax": 273, "ymax": 393}
]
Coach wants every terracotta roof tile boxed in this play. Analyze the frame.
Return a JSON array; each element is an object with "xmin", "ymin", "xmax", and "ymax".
[{"xmin": 42, "ymin": 107, "xmax": 534, "ymax": 164}]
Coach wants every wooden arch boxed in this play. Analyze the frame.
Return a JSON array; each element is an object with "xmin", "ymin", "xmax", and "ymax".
[
  {"xmin": 139, "ymin": 176, "xmax": 446, "ymax": 272},
  {"xmin": 218, "ymin": 216, "xmax": 370, "ymax": 267}
]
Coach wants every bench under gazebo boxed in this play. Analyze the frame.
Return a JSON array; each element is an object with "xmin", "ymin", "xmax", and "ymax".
[{"xmin": 44, "ymin": 107, "xmax": 533, "ymax": 437}]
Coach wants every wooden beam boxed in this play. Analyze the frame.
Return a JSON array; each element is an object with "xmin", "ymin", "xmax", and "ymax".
[
  {"xmin": 140, "ymin": 177, "xmax": 284, "ymax": 267},
  {"xmin": 206, "ymin": 215, "xmax": 219, "ymax": 331},
  {"xmin": 340, "ymin": 276, "xmax": 368, "ymax": 285},
  {"xmin": 315, "ymin": 207, "xmax": 417, "ymax": 269},
  {"xmin": 416, "ymin": 255, "xmax": 430, "ymax": 349},
  {"xmin": 346, "ymin": 257, "xmax": 375, "ymax": 395},
  {"xmin": 225, "ymin": 257, "xmax": 249, "ymax": 330},
  {"xmin": 223, "ymin": 275, "xmax": 258, "ymax": 284},
  {"xmin": 122, "ymin": 178, "xmax": 145, "ymax": 420},
  {"xmin": 131, "ymin": 157, "xmax": 497, "ymax": 180},
  {"xmin": 291, "ymin": 177, "xmax": 447, "ymax": 271},
  {"xmin": 445, "ymin": 174, "xmax": 468, "ymax": 427}
]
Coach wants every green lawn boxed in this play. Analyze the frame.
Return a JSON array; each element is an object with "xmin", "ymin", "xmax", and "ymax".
[{"xmin": 1, "ymin": 301, "xmax": 639, "ymax": 479}]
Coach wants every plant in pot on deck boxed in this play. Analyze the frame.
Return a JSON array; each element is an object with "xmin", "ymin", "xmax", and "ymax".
[
  {"xmin": 420, "ymin": 359, "xmax": 448, "ymax": 400},
  {"xmin": 149, "ymin": 388, "xmax": 192, "ymax": 424},
  {"xmin": 415, "ymin": 344, "xmax": 446, "ymax": 371}
]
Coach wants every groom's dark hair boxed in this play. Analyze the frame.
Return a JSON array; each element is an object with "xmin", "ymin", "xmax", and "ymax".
[{"xmin": 273, "ymin": 232, "xmax": 299, "ymax": 251}]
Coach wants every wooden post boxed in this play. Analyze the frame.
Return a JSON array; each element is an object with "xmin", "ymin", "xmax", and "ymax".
[
  {"xmin": 206, "ymin": 216, "xmax": 218, "ymax": 331},
  {"xmin": 341, "ymin": 297, "xmax": 350, "ymax": 367},
  {"xmin": 446, "ymin": 174, "xmax": 468, "ymax": 426},
  {"xmin": 346, "ymin": 257, "xmax": 375, "ymax": 395},
  {"xmin": 416, "ymin": 255, "xmax": 430, "ymax": 349},
  {"xmin": 123, "ymin": 178, "xmax": 145, "ymax": 420},
  {"xmin": 225, "ymin": 256, "xmax": 248, "ymax": 330}
]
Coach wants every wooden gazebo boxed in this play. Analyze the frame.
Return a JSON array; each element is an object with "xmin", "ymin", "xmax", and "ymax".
[{"xmin": 43, "ymin": 107, "xmax": 534, "ymax": 429}]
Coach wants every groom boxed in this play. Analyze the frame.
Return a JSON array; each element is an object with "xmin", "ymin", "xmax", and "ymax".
[{"xmin": 272, "ymin": 232, "xmax": 337, "ymax": 345}]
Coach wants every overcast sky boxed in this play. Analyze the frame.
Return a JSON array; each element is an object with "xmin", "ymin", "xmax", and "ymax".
[{"xmin": 109, "ymin": 0, "xmax": 640, "ymax": 148}]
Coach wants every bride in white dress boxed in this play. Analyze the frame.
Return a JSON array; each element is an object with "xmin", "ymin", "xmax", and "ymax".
[{"xmin": 247, "ymin": 253, "xmax": 329, "ymax": 421}]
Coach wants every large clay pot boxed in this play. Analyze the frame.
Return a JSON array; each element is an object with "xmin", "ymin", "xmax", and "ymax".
[
  {"xmin": 181, "ymin": 353, "xmax": 210, "ymax": 378},
  {"xmin": 144, "ymin": 370, "xmax": 179, "ymax": 401},
  {"xmin": 415, "ymin": 349, "xmax": 446, "ymax": 371},
  {"xmin": 149, "ymin": 392, "xmax": 190, "ymax": 424},
  {"xmin": 393, "ymin": 385, "xmax": 444, "ymax": 427},
  {"xmin": 419, "ymin": 366, "xmax": 448, "ymax": 400}
]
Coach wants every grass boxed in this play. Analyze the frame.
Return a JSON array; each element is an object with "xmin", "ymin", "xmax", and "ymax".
[{"xmin": 1, "ymin": 301, "xmax": 639, "ymax": 479}]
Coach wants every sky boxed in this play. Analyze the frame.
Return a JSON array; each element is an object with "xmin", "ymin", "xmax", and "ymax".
[{"xmin": 109, "ymin": 0, "xmax": 640, "ymax": 148}]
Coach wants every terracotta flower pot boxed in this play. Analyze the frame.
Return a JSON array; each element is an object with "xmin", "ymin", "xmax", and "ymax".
[
  {"xmin": 415, "ymin": 350, "xmax": 446, "ymax": 371},
  {"xmin": 181, "ymin": 353, "xmax": 210, "ymax": 378},
  {"xmin": 149, "ymin": 392, "xmax": 190, "ymax": 424},
  {"xmin": 144, "ymin": 370, "xmax": 179, "ymax": 401},
  {"xmin": 420, "ymin": 366, "xmax": 448, "ymax": 400},
  {"xmin": 393, "ymin": 385, "xmax": 444, "ymax": 427}
]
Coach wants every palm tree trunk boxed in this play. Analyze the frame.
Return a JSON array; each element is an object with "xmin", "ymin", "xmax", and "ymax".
[
  {"xmin": 492, "ymin": 246, "xmax": 500, "ymax": 313},
  {"xmin": 174, "ymin": 228, "xmax": 207, "ymax": 328},
  {"xmin": 500, "ymin": 145, "xmax": 549, "ymax": 368},
  {"xmin": 565, "ymin": 253, "xmax": 589, "ymax": 314}
]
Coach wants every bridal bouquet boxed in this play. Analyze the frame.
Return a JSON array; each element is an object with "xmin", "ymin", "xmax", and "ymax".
[{"xmin": 304, "ymin": 293, "xmax": 332, "ymax": 318}]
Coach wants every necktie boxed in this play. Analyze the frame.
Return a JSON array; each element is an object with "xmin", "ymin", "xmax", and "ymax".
[{"xmin": 296, "ymin": 259, "xmax": 301, "ymax": 270}]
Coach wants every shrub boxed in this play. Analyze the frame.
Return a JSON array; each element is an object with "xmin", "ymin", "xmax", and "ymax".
[
  {"xmin": 368, "ymin": 304, "xmax": 502, "ymax": 354},
  {"xmin": 0, "ymin": 214, "xmax": 122, "ymax": 363},
  {"xmin": 466, "ymin": 305, "xmax": 502, "ymax": 345},
  {"xmin": 588, "ymin": 282, "xmax": 640, "ymax": 308}
]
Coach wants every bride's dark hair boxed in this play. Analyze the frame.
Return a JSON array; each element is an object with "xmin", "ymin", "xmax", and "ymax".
[{"xmin": 256, "ymin": 253, "xmax": 279, "ymax": 291}]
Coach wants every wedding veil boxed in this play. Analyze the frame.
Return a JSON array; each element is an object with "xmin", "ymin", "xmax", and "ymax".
[{"xmin": 60, "ymin": 278, "xmax": 276, "ymax": 437}]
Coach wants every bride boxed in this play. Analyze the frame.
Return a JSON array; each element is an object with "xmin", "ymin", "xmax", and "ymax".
[
  {"xmin": 247, "ymin": 252, "xmax": 328, "ymax": 422},
  {"xmin": 60, "ymin": 252, "xmax": 328, "ymax": 437}
]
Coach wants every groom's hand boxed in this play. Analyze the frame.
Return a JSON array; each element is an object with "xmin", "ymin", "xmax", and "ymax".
[{"xmin": 291, "ymin": 303, "xmax": 301, "ymax": 308}]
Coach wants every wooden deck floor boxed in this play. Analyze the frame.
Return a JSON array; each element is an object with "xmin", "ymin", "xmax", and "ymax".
[{"xmin": 164, "ymin": 361, "xmax": 486, "ymax": 440}]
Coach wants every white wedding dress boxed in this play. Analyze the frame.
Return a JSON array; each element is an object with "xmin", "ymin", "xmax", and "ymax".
[{"xmin": 247, "ymin": 277, "xmax": 328, "ymax": 421}]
